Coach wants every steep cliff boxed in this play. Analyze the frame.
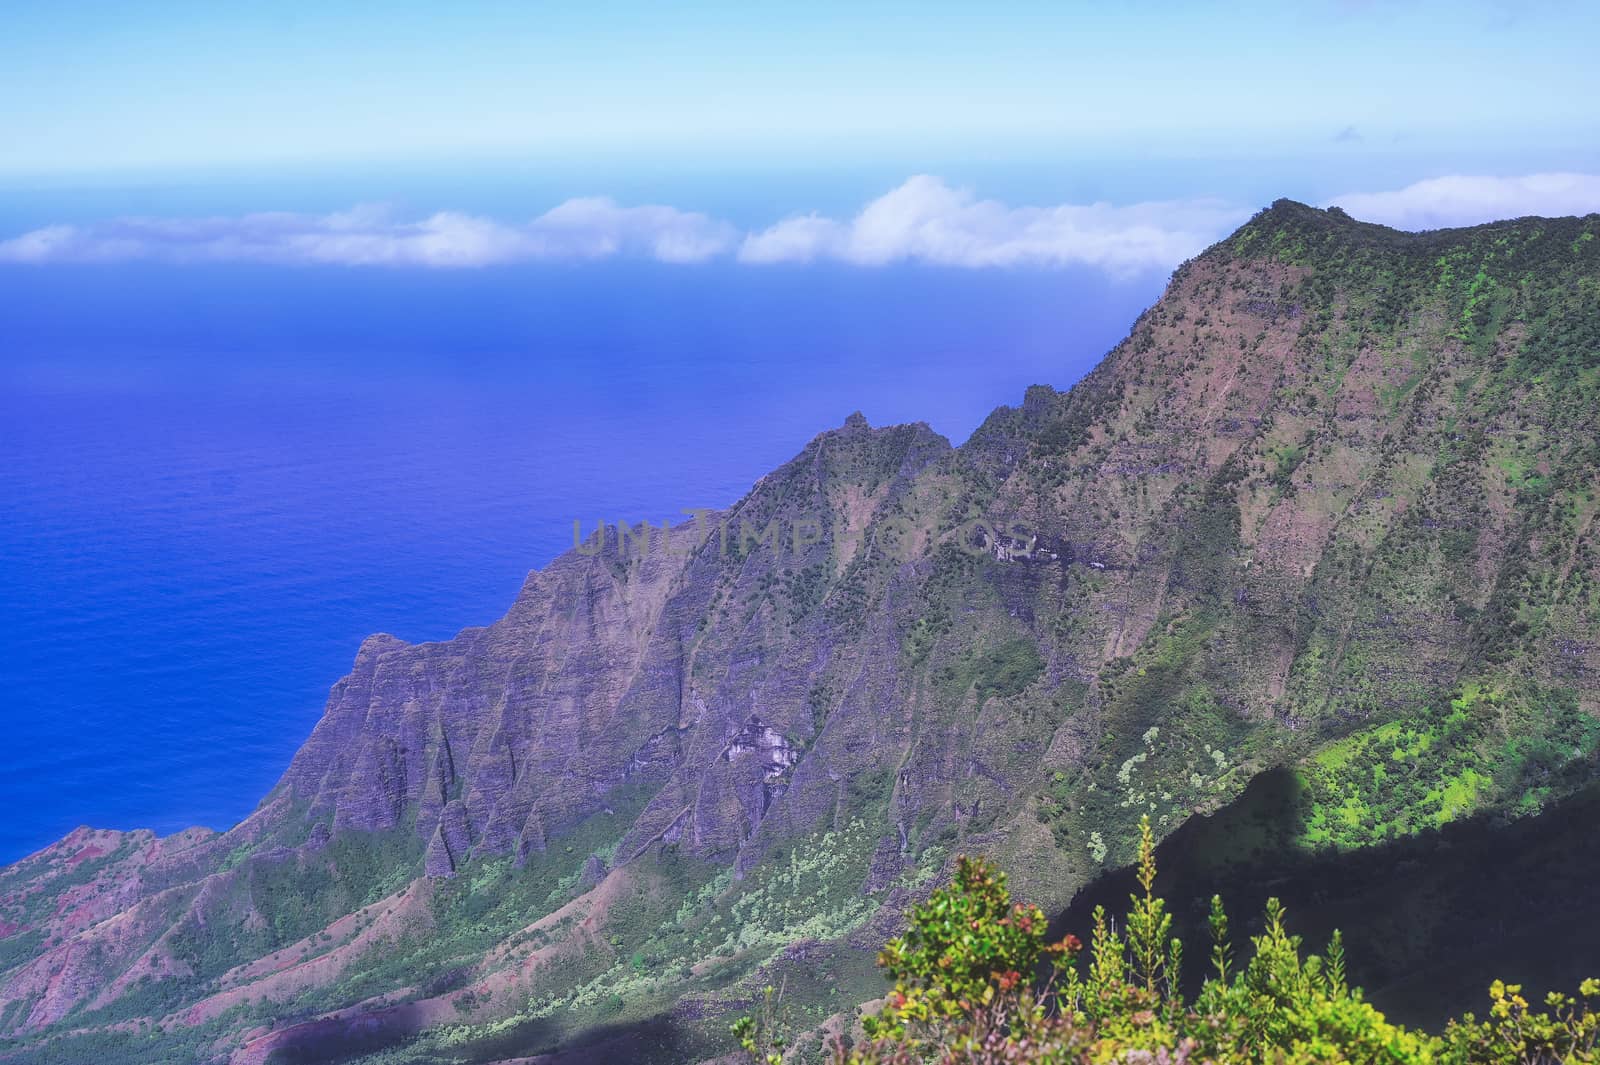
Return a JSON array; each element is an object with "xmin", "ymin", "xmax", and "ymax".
[{"xmin": 2, "ymin": 201, "xmax": 1597, "ymax": 1065}]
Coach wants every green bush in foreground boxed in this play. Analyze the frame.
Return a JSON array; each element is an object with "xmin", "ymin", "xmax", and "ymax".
[{"xmin": 739, "ymin": 816, "xmax": 1598, "ymax": 1064}]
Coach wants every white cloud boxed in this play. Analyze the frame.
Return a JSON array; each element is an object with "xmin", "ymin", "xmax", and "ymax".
[
  {"xmin": 1328, "ymin": 173, "xmax": 1600, "ymax": 230},
  {"xmin": 522, "ymin": 198, "xmax": 738, "ymax": 263},
  {"xmin": 7, "ymin": 174, "xmax": 1599, "ymax": 272},
  {"xmin": 0, "ymin": 199, "xmax": 737, "ymax": 267},
  {"xmin": 737, "ymin": 214, "xmax": 847, "ymax": 265},
  {"xmin": 0, "ymin": 178, "xmax": 1247, "ymax": 274},
  {"xmin": 739, "ymin": 176, "xmax": 1248, "ymax": 274}
]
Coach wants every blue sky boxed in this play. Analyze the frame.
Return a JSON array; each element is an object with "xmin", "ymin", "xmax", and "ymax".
[
  {"xmin": 4, "ymin": 1, "xmax": 1600, "ymax": 276},
  {"xmin": 3, "ymin": 0, "xmax": 1597, "ymax": 178}
]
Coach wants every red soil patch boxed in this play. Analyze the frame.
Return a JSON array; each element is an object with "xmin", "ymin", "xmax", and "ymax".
[{"xmin": 65, "ymin": 844, "xmax": 110, "ymax": 867}]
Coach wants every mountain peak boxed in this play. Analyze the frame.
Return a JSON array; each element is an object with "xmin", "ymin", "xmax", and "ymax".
[
  {"xmin": 1224, "ymin": 194, "xmax": 1600, "ymax": 266},
  {"xmin": 1218, "ymin": 197, "xmax": 1385, "ymax": 255}
]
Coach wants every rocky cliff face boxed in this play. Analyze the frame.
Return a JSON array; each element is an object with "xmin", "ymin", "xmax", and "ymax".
[
  {"xmin": 267, "ymin": 413, "xmax": 954, "ymax": 877},
  {"xmin": 3, "ymin": 201, "xmax": 1597, "ymax": 1065}
]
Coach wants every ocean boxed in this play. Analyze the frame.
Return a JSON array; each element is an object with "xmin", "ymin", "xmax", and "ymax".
[{"xmin": 0, "ymin": 255, "xmax": 1163, "ymax": 863}]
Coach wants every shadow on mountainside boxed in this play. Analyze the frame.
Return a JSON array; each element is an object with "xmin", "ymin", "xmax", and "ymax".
[
  {"xmin": 286, "ymin": 768, "xmax": 1600, "ymax": 1063},
  {"xmin": 1050, "ymin": 767, "xmax": 1600, "ymax": 1029},
  {"xmin": 265, "ymin": 1010, "xmax": 696, "ymax": 1065}
]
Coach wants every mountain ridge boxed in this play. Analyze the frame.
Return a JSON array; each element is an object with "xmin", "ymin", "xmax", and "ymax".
[{"xmin": 3, "ymin": 200, "xmax": 1597, "ymax": 1064}]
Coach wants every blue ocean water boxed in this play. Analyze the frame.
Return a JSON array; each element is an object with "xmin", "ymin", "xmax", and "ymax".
[{"xmin": 0, "ymin": 257, "xmax": 1163, "ymax": 863}]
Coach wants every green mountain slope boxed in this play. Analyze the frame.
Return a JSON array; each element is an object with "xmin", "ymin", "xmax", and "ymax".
[{"xmin": 1, "ymin": 201, "xmax": 1596, "ymax": 1065}]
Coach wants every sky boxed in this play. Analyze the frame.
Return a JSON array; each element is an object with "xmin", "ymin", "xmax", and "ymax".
[
  {"xmin": 2, "ymin": 0, "xmax": 1599, "ymax": 272},
  {"xmin": 2, "ymin": 1, "xmax": 1597, "ymax": 177}
]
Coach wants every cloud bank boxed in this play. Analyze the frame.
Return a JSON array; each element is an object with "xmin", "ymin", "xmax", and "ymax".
[
  {"xmin": 739, "ymin": 177, "xmax": 1248, "ymax": 274},
  {"xmin": 4, "ymin": 173, "xmax": 1597, "ymax": 271},
  {"xmin": 0, "ymin": 178, "xmax": 1243, "ymax": 275},
  {"xmin": 0, "ymin": 199, "xmax": 738, "ymax": 268},
  {"xmin": 1327, "ymin": 173, "xmax": 1600, "ymax": 230}
]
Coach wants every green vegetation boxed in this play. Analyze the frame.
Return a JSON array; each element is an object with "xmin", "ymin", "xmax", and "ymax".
[
  {"xmin": 764, "ymin": 820, "xmax": 1600, "ymax": 1064},
  {"xmin": 1298, "ymin": 682, "xmax": 1600, "ymax": 850},
  {"xmin": 936, "ymin": 637, "xmax": 1045, "ymax": 707}
]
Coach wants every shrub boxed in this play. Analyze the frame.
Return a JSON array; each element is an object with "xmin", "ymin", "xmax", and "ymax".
[{"xmin": 736, "ymin": 817, "xmax": 1599, "ymax": 1064}]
